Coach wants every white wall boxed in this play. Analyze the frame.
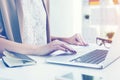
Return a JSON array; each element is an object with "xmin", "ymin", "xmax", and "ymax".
[
  {"xmin": 50, "ymin": 0, "xmax": 82, "ymax": 37},
  {"xmin": 50, "ymin": 0, "xmax": 120, "ymax": 43}
]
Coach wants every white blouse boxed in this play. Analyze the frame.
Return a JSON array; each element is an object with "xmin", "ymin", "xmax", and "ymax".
[{"xmin": 21, "ymin": 0, "xmax": 47, "ymax": 46}]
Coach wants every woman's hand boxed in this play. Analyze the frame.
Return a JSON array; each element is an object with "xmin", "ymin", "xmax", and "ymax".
[
  {"xmin": 40, "ymin": 40, "xmax": 76, "ymax": 55},
  {"xmin": 64, "ymin": 33, "xmax": 88, "ymax": 46}
]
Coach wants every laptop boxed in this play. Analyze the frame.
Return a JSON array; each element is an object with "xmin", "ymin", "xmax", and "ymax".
[{"xmin": 46, "ymin": 26, "xmax": 120, "ymax": 69}]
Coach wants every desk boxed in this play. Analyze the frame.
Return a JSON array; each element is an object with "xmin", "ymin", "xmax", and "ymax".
[{"xmin": 0, "ymin": 44, "xmax": 120, "ymax": 80}]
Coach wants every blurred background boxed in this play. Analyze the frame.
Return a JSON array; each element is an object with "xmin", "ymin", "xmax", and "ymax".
[{"xmin": 50, "ymin": 0, "xmax": 120, "ymax": 43}]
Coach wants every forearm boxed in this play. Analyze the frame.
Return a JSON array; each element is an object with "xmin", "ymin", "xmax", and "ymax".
[
  {"xmin": 51, "ymin": 36, "xmax": 69, "ymax": 43},
  {"xmin": 0, "ymin": 38, "xmax": 48, "ymax": 55}
]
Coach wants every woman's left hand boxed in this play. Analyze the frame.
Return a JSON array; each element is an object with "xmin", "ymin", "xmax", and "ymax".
[{"xmin": 65, "ymin": 33, "xmax": 88, "ymax": 46}]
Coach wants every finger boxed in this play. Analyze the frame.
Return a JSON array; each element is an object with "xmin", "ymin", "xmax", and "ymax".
[
  {"xmin": 56, "ymin": 46, "xmax": 67, "ymax": 52},
  {"xmin": 60, "ymin": 44, "xmax": 76, "ymax": 53},
  {"xmin": 53, "ymin": 40, "xmax": 76, "ymax": 53},
  {"xmin": 75, "ymin": 35, "xmax": 88, "ymax": 46},
  {"xmin": 75, "ymin": 35, "xmax": 84, "ymax": 43},
  {"xmin": 75, "ymin": 42, "xmax": 88, "ymax": 46},
  {"xmin": 74, "ymin": 37, "xmax": 85, "ymax": 46}
]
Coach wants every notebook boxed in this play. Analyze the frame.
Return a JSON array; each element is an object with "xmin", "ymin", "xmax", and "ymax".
[
  {"xmin": 46, "ymin": 27, "xmax": 120, "ymax": 69},
  {"xmin": 2, "ymin": 50, "xmax": 36, "ymax": 68}
]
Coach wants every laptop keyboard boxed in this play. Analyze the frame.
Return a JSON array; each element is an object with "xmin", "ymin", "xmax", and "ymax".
[{"xmin": 70, "ymin": 49, "xmax": 108, "ymax": 64}]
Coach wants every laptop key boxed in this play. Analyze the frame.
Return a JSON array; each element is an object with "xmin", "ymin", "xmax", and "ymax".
[{"xmin": 70, "ymin": 49, "xmax": 108, "ymax": 64}]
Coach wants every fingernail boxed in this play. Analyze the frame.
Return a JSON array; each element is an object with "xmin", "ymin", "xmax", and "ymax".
[
  {"xmin": 72, "ymin": 50, "xmax": 77, "ymax": 54},
  {"xmin": 65, "ymin": 49, "xmax": 68, "ymax": 52}
]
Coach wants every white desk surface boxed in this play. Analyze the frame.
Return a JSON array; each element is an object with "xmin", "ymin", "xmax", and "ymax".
[{"xmin": 0, "ymin": 44, "xmax": 120, "ymax": 80}]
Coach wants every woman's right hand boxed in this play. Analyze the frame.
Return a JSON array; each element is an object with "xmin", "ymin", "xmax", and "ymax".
[{"xmin": 37, "ymin": 40, "xmax": 76, "ymax": 56}]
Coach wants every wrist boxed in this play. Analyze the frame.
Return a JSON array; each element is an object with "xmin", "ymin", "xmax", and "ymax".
[
  {"xmin": 51, "ymin": 36, "xmax": 69, "ymax": 42},
  {"xmin": 34, "ymin": 45, "xmax": 51, "ymax": 56}
]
